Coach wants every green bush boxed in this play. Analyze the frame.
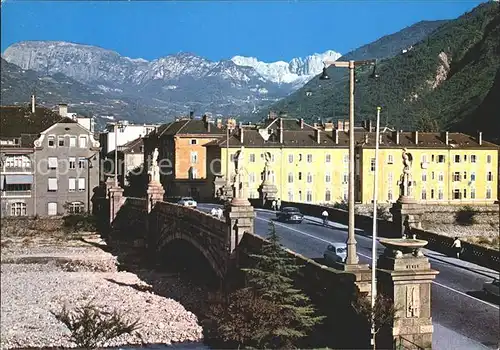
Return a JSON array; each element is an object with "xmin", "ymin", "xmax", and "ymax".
[
  {"xmin": 455, "ymin": 206, "xmax": 477, "ymax": 226},
  {"xmin": 62, "ymin": 213, "xmax": 98, "ymax": 232}
]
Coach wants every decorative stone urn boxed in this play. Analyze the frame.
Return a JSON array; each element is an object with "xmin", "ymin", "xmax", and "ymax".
[{"xmin": 379, "ymin": 238, "xmax": 427, "ymax": 258}]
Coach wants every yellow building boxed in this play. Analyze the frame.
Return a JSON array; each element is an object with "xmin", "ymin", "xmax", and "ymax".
[
  {"xmin": 205, "ymin": 114, "xmax": 499, "ymax": 206},
  {"xmin": 356, "ymin": 130, "xmax": 499, "ymax": 205}
]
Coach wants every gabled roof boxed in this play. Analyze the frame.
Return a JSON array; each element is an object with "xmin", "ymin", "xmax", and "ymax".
[
  {"xmin": 118, "ymin": 137, "xmax": 143, "ymax": 154},
  {"xmin": 159, "ymin": 119, "xmax": 225, "ymax": 137},
  {"xmin": 0, "ymin": 105, "xmax": 77, "ymax": 147}
]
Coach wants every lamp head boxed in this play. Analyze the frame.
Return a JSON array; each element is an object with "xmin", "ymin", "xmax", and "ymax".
[
  {"xmin": 319, "ymin": 67, "xmax": 330, "ymax": 80},
  {"xmin": 369, "ymin": 60, "xmax": 379, "ymax": 79}
]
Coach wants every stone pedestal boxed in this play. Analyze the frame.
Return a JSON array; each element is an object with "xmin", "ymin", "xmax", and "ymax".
[
  {"xmin": 225, "ymin": 202, "xmax": 255, "ymax": 255},
  {"xmin": 390, "ymin": 198, "xmax": 423, "ymax": 238},
  {"xmin": 147, "ymin": 181, "xmax": 165, "ymax": 213},
  {"xmin": 108, "ymin": 185, "xmax": 124, "ymax": 225},
  {"xmin": 258, "ymin": 181, "xmax": 278, "ymax": 208},
  {"xmin": 377, "ymin": 238, "xmax": 439, "ymax": 350}
]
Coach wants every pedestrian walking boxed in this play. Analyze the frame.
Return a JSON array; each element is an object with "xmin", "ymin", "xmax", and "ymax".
[
  {"xmin": 276, "ymin": 198, "xmax": 282, "ymax": 211},
  {"xmin": 272, "ymin": 200, "xmax": 277, "ymax": 211},
  {"xmin": 217, "ymin": 208, "xmax": 223, "ymax": 220},
  {"xmin": 452, "ymin": 237, "xmax": 462, "ymax": 259},
  {"xmin": 210, "ymin": 207, "xmax": 217, "ymax": 216},
  {"xmin": 321, "ymin": 210, "xmax": 329, "ymax": 227}
]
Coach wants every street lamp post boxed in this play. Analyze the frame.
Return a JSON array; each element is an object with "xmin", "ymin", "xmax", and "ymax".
[
  {"xmin": 320, "ymin": 59, "xmax": 376, "ymax": 267},
  {"xmin": 113, "ymin": 122, "xmax": 125, "ymax": 187}
]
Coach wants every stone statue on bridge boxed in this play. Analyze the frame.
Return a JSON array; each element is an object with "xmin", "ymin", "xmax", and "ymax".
[
  {"xmin": 398, "ymin": 148, "xmax": 414, "ymax": 199},
  {"xmin": 262, "ymin": 152, "xmax": 272, "ymax": 183},
  {"xmin": 149, "ymin": 148, "xmax": 161, "ymax": 184}
]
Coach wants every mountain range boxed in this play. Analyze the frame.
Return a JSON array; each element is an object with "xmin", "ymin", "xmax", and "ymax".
[
  {"xmin": 1, "ymin": 17, "xmax": 447, "ymax": 127},
  {"xmin": 271, "ymin": 2, "xmax": 500, "ymax": 142}
]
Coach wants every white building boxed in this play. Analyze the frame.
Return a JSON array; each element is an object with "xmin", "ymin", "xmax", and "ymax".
[{"xmin": 99, "ymin": 121, "xmax": 159, "ymax": 155}]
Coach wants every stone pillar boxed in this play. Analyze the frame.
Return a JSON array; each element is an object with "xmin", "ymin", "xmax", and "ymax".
[
  {"xmin": 377, "ymin": 239, "xmax": 439, "ymax": 349},
  {"xmin": 390, "ymin": 199, "xmax": 423, "ymax": 238},
  {"xmin": 258, "ymin": 180, "xmax": 278, "ymax": 208},
  {"xmin": 147, "ymin": 181, "xmax": 165, "ymax": 213},
  {"xmin": 225, "ymin": 200, "xmax": 255, "ymax": 256},
  {"xmin": 108, "ymin": 185, "xmax": 124, "ymax": 225}
]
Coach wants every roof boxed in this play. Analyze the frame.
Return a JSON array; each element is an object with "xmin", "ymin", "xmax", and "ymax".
[
  {"xmin": 157, "ymin": 118, "xmax": 225, "ymax": 137},
  {"xmin": 0, "ymin": 105, "xmax": 77, "ymax": 147},
  {"xmin": 117, "ymin": 137, "xmax": 143, "ymax": 154}
]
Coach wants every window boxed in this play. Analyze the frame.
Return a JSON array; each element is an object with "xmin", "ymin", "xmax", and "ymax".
[
  {"xmin": 249, "ymin": 173, "xmax": 255, "ymax": 183},
  {"xmin": 343, "ymin": 188, "xmax": 348, "ymax": 201},
  {"xmin": 298, "ymin": 154, "xmax": 303, "ymax": 162},
  {"xmin": 388, "ymin": 155, "xmax": 394, "ymax": 164},
  {"xmin": 463, "ymin": 154, "xmax": 467, "ymax": 162},
  {"xmin": 78, "ymin": 178, "xmax": 85, "ymax": 192},
  {"xmin": 48, "ymin": 135, "xmax": 55, "ymax": 147},
  {"xmin": 431, "ymin": 155, "xmax": 435, "ymax": 162},
  {"xmin": 306, "ymin": 191, "xmax": 312, "ymax": 202},
  {"xmin": 48, "ymin": 178, "xmax": 58, "ymax": 191},
  {"xmin": 471, "ymin": 172, "xmax": 476, "ymax": 181},
  {"xmin": 10, "ymin": 202, "xmax": 27, "ymax": 216},
  {"xmin": 388, "ymin": 190, "xmax": 393, "ymax": 201},
  {"xmin": 487, "ymin": 172, "xmax": 493, "ymax": 181},
  {"xmin": 343, "ymin": 172, "xmax": 348, "ymax": 184},
  {"xmin": 298, "ymin": 172, "xmax": 302, "ymax": 181},
  {"xmin": 307, "ymin": 154, "xmax": 313, "ymax": 163},
  {"xmin": 325, "ymin": 154, "xmax": 331, "ymax": 163},
  {"xmin": 470, "ymin": 155, "xmax": 477, "ymax": 163},
  {"xmin": 486, "ymin": 188, "xmax": 492, "ymax": 199},
  {"xmin": 288, "ymin": 154, "xmax": 294, "ymax": 163},
  {"xmin": 325, "ymin": 172, "xmax": 331, "ymax": 183},
  {"xmin": 48, "ymin": 202, "xmax": 57, "ymax": 216},
  {"xmin": 69, "ymin": 157, "xmax": 76, "ymax": 169},
  {"xmin": 79, "ymin": 136, "xmax": 87, "ymax": 148},
  {"xmin": 438, "ymin": 172, "xmax": 444, "ymax": 182},
  {"xmin": 298, "ymin": 190, "xmax": 302, "ymax": 202},
  {"xmin": 453, "ymin": 189, "xmax": 461, "ymax": 200},
  {"xmin": 438, "ymin": 155, "xmax": 445, "ymax": 163},
  {"xmin": 5, "ymin": 155, "xmax": 31, "ymax": 168},
  {"xmin": 78, "ymin": 157, "xmax": 86, "ymax": 169},
  {"xmin": 463, "ymin": 189, "xmax": 467, "ymax": 199},
  {"xmin": 190, "ymin": 139, "xmax": 197, "ymax": 145},
  {"xmin": 454, "ymin": 155, "xmax": 461, "ymax": 163},
  {"xmin": 307, "ymin": 173, "xmax": 313, "ymax": 183},
  {"xmin": 388, "ymin": 172, "xmax": 393, "ymax": 183},
  {"xmin": 69, "ymin": 178, "xmax": 76, "ymax": 192},
  {"xmin": 470, "ymin": 188, "xmax": 476, "ymax": 199},
  {"xmin": 438, "ymin": 188, "xmax": 444, "ymax": 200},
  {"xmin": 249, "ymin": 154, "xmax": 255, "ymax": 163},
  {"xmin": 4, "ymin": 184, "xmax": 31, "ymax": 192},
  {"xmin": 487, "ymin": 155, "xmax": 492, "ymax": 164},
  {"xmin": 421, "ymin": 154, "xmax": 428, "ymax": 164},
  {"xmin": 431, "ymin": 189, "xmax": 435, "ymax": 199},
  {"xmin": 288, "ymin": 173, "xmax": 293, "ymax": 183},
  {"xmin": 325, "ymin": 190, "xmax": 331, "ymax": 202},
  {"xmin": 69, "ymin": 136, "xmax": 76, "ymax": 147},
  {"xmin": 431, "ymin": 172, "xmax": 435, "ymax": 180},
  {"xmin": 421, "ymin": 189, "xmax": 427, "ymax": 200},
  {"xmin": 58, "ymin": 136, "xmax": 65, "ymax": 147},
  {"xmin": 191, "ymin": 168, "xmax": 198, "ymax": 179},
  {"xmin": 422, "ymin": 172, "xmax": 427, "ymax": 182},
  {"xmin": 288, "ymin": 191, "xmax": 293, "ymax": 201},
  {"xmin": 68, "ymin": 202, "xmax": 84, "ymax": 214},
  {"xmin": 190, "ymin": 152, "xmax": 198, "ymax": 164},
  {"xmin": 343, "ymin": 154, "xmax": 349, "ymax": 164},
  {"xmin": 48, "ymin": 157, "xmax": 58, "ymax": 170},
  {"xmin": 463, "ymin": 171, "xmax": 467, "ymax": 180},
  {"xmin": 453, "ymin": 172, "xmax": 461, "ymax": 182},
  {"xmin": 370, "ymin": 158, "xmax": 376, "ymax": 172}
]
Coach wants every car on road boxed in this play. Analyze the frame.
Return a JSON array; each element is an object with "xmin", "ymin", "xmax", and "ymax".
[
  {"xmin": 483, "ymin": 278, "xmax": 500, "ymax": 298},
  {"xmin": 276, "ymin": 207, "xmax": 304, "ymax": 223},
  {"xmin": 177, "ymin": 197, "xmax": 197, "ymax": 208},
  {"xmin": 323, "ymin": 243, "xmax": 350, "ymax": 264}
]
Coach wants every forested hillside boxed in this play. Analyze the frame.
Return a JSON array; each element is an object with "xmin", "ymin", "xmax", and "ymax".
[{"xmin": 269, "ymin": 2, "xmax": 500, "ymax": 142}]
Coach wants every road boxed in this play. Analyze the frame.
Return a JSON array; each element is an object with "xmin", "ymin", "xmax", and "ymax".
[{"xmin": 198, "ymin": 204, "xmax": 499, "ymax": 350}]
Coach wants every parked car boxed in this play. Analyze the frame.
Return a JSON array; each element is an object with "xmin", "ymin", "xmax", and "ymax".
[
  {"xmin": 483, "ymin": 278, "xmax": 500, "ymax": 298},
  {"xmin": 276, "ymin": 207, "xmax": 304, "ymax": 223},
  {"xmin": 323, "ymin": 243, "xmax": 351, "ymax": 264},
  {"xmin": 177, "ymin": 197, "xmax": 197, "ymax": 208}
]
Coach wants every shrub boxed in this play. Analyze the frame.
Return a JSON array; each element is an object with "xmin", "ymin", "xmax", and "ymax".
[
  {"xmin": 62, "ymin": 213, "xmax": 97, "ymax": 233},
  {"xmin": 455, "ymin": 206, "xmax": 477, "ymax": 226},
  {"xmin": 52, "ymin": 302, "xmax": 140, "ymax": 349}
]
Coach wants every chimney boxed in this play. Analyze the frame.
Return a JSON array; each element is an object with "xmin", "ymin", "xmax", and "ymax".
[
  {"xmin": 189, "ymin": 111, "xmax": 194, "ymax": 119},
  {"xmin": 300, "ymin": 118, "xmax": 304, "ymax": 129},
  {"xmin": 478, "ymin": 131, "xmax": 483, "ymax": 146},
  {"xmin": 367, "ymin": 119, "xmax": 373, "ymax": 132},
  {"xmin": 379, "ymin": 134, "xmax": 383, "ymax": 144},
  {"xmin": 279, "ymin": 118, "xmax": 284, "ymax": 144},
  {"xmin": 207, "ymin": 121, "xmax": 211, "ymax": 132},
  {"xmin": 343, "ymin": 120, "xmax": 350, "ymax": 132},
  {"xmin": 337, "ymin": 120, "xmax": 344, "ymax": 131},
  {"xmin": 442, "ymin": 131, "xmax": 449, "ymax": 145},
  {"xmin": 316, "ymin": 129, "xmax": 321, "ymax": 144},
  {"xmin": 239, "ymin": 124, "xmax": 244, "ymax": 143},
  {"xmin": 364, "ymin": 134, "xmax": 369, "ymax": 144},
  {"xmin": 413, "ymin": 131, "xmax": 419, "ymax": 144},
  {"xmin": 334, "ymin": 129, "xmax": 339, "ymax": 144},
  {"xmin": 58, "ymin": 104, "xmax": 68, "ymax": 118},
  {"xmin": 31, "ymin": 94, "xmax": 36, "ymax": 113},
  {"xmin": 216, "ymin": 118, "xmax": 222, "ymax": 129},
  {"xmin": 393, "ymin": 130, "xmax": 400, "ymax": 145}
]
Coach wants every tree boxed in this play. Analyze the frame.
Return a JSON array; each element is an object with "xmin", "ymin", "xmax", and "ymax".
[
  {"xmin": 242, "ymin": 220, "xmax": 325, "ymax": 348},
  {"xmin": 352, "ymin": 293, "xmax": 398, "ymax": 350},
  {"xmin": 52, "ymin": 302, "xmax": 140, "ymax": 349}
]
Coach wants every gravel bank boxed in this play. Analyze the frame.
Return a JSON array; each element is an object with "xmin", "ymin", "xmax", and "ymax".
[{"xmin": 0, "ymin": 232, "xmax": 204, "ymax": 349}]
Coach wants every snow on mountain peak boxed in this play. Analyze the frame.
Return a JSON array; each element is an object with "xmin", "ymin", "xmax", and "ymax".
[{"xmin": 231, "ymin": 50, "xmax": 341, "ymax": 84}]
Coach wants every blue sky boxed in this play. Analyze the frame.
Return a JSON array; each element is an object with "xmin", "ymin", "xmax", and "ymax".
[{"xmin": 1, "ymin": 0, "xmax": 485, "ymax": 62}]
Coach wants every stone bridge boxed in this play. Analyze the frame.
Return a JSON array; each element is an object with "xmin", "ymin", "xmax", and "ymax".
[{"xmin": 102, "ymin": 179, "xmax": 436, "ymax": 350}]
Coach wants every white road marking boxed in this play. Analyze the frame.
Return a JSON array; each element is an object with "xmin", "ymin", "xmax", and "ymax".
[{"xmin": 255, "ymin": 215, "xmax": 500, "ymax": 310}]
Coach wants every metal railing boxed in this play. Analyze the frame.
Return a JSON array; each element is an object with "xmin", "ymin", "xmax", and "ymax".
[
  {"xmin": 395, "ymin": 335, "xmax": 425, "ymax": 350},
  {"xmin": 1, "ymin": 190, "xmax": 32, "ymax": 197},
  {"xmin": 1, "ymin": 166, "xmax": 33, "ymax": 173}
]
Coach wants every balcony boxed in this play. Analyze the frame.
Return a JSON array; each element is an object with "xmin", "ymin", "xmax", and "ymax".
[
  {"xmin": 1, "ymin": 190, "xmax": 32, "ymax": 198},
  {"xmin": 1, "ymin": 166, "xmax": 33, "ymax": 174}
]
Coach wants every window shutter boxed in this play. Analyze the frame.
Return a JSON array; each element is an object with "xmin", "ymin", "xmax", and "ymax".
[
  {"xmin": 48, "ymin": 157, "xmax": 58, "ymax": 169},
  {"xmin": 48, "ymin": 178, "xmax": 58, "ymax": 191},
  {"xmin": 69, "ymin": 178, "xmax": 76, "ymax": 191},
  {"xmin": 78, "ymin": 178, "xmax": 85, "ymax": 191}
]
